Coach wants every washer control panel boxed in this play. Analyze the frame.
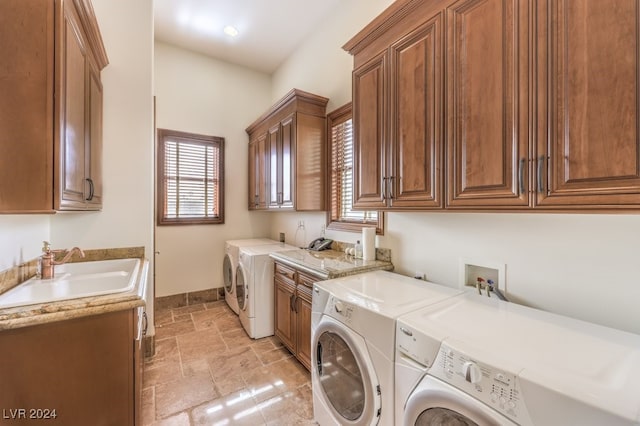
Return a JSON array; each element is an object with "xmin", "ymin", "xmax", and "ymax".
[
  {"xmin": 430, "ymin": 343, "xmax": 532, "ymax": 425},
  {"xmin": 326, "ymin": 295, "xmax": 355, "ymax": 324}
]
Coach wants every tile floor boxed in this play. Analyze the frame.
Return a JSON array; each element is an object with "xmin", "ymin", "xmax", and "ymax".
[{"xmin": 143, "ymin": 300, "xmax": 317, "ymax": 425}]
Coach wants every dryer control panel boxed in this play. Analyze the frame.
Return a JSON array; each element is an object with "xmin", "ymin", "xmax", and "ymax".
[{"xmin": 431, "ymin": 343, "xmax": 533, "ymax": 425}]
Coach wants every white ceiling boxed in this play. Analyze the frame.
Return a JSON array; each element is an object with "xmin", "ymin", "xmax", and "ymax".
[{"xmin": 154, "ymin": 0, "xmax": 343, "ymax": 74}]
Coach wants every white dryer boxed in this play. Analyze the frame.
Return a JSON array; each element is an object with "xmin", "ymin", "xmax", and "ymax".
[
  {"xmin": 236, "ymin": 242, "xmax": 296, "ymax": 338},
  {"xmin": 395, "ymin": 293, "xmax": 640, "ymax": 426},
  {"xmin": 223, "ymin": 238, "xmax": 277, "ymax": 315},
  {"xmin": 311, "ymin": 270, "xmax": 463, "ymax": 426}
]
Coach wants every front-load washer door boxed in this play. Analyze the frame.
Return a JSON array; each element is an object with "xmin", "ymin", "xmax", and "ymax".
[
  {"xmin": 223, "ymin": 254, "xmax": 234, "ymax": 294},
  {"xmin": 403, "ymin": 376, "xmax": 518, "ymax": 426},
  {"xmin": 312, "ymin": 316, "xmax": 381, "ymax": 426},
  {"xmin": 236, "ymin": 265, "xmax": 248, "ymax": 312}
]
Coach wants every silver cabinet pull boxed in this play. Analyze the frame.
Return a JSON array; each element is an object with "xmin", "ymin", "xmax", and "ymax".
[
  {"xmin": 537, "ymin": 155, "xmax": 545, "ymax": 193},
  {"xmin": 389, "ymin": 176, "xmax": 395, "ymax": 199},
  {"xmin": 518, "ymin": 158, "xmax": 525, "ymax": 195},
  {"xmin": 381, "ymin": 177, "xmax": 387, "ymax": 200}
]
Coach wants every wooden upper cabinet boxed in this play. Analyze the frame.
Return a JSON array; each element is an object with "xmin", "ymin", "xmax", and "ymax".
[
  {"xmin": 0, "ymin": 0, "xmax": 108, "ymax": 213},
  {"xmin": 246, "ymin": 89, "xmax": 328, "ymax": 211},
  {"xmin": 350, "ymin": 9, "xmax": 444, "ymax": 210},
  {"xmin": 390, "ymin": 14, "xmax": 443, "ymax": 209},
  {"xmin": 279, "ymin": 114, "xmax": 295, "ymax": 208},
  {"xmin": 248, "ymin": 132, "xmax": 268, "ymax": 210},
  {"xmin": 353, "ymin": 53, "xmax": 387, "ymax": 209},
  {"xmin": 266, "ymin": 117, "xmax": 294, "ymax": 209},
  {"xmin": 536, "ymin": 0, "xmax": 640, "ymax": 208},
  {"xmin": 268, "ymin": 124, "xmax": 282, "ymax": 209},
  {"xmin": 446, "ymin": 0, "xmax": 530, "ymax": 208}
]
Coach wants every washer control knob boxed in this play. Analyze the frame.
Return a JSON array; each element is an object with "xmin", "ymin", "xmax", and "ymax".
[
  {"xmin": 334, "ymin": 301, "xmax": 344, "ymax": 313},
  {"xmin": 462, "ymin": 362, "xmax": 482, "ymax": 384}
]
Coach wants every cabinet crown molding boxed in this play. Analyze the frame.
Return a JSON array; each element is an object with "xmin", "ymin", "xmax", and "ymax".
[
  {"xmin": 72, "ymin": 0, "xmax": 109, "ymax": 69},
  {"xmin": 245, "ymin": 88, "xmax": 328, "ymax": 134},
  {"xmin": 343, "ymin": 0, "xmax": 425, "ymax": 55}
]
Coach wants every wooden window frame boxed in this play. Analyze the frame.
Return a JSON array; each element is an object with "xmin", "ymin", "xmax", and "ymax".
[
  {"xmin": 156, "ymin": 128, "xmax": 225, "ymax": 225},
  {"xmin": 326, "ymin": 103, "xmax": 383, "ymax": 235}
]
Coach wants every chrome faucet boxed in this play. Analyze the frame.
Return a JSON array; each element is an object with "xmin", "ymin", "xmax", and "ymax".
[{"xmin": 40, "ymin": 241, "xmax": 85, "ymax": 279}]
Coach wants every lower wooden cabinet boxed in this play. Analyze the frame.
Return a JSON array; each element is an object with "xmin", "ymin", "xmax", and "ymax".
[
  {"xmin": 273, "ymin": 261, "xmax": 318, "ymax": 370},
  {"xmin": 0, "ymin": 308, "xmax": 144, "ymax": 425}
]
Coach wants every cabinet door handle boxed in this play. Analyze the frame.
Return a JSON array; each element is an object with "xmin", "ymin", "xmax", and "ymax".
[
  {"xmin": 389, "ymin": 176, "xmax": 395, "ymax": 199},
  {"xmin": 381, "ymin": 177, "xmax": 387, "ymax": 200},
  {"xmin": 290, "ymin": 293, "xmax": 295, "ymax": 312},
  {"xmin": 85, "ymin": 178, "xmax": 94, "ymax": 201},
  {"xmin": 518, "ymin": 158, "xmax": 525, "ymax": 195},
  {"xmin": 142, "ymin": 311, "xmax": 148, "ymax": 337},
  {"xmin": 254, "ymin": 194, "xmax": 259, "ymax": 207},
  {"xmin": 537, "ymin": 156, "xmax": 545, "ymax": 193}
]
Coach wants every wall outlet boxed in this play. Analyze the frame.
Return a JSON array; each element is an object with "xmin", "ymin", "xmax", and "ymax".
[{"xmin": 414, "ymin": 271, "xmax": 426, "ymax": 280}]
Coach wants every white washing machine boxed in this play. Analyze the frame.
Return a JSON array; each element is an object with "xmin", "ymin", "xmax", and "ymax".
[
  {"xmin": 311, "ymin": 270, "xmax": 463, "ymax": 425},
  {"xmin": 236, "ymin": 242, "xmax": 296, "ymax": 338},
  {"xmin": 223, "ymin": 238, "xmax": 277, "ymax": 315},
  {"xmin": 395, "ymin": 293, "xmax": 640, "ymax": 426}
]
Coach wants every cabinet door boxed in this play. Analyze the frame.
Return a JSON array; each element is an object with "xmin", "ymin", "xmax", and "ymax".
[
  {"xmin": 0, "ymin": 0, "xmax": 54, "ymax": 212},
  {"xmin": 536, "ymin": 0, "xmax": 640, "ymax": 208},
  {"xmin": 58, "ymin": 0, "xmax": 88, "ymax": 209},
  {"xmin": 295, "ymin": 284, "xmax": 313, "ymax": 371},
  {"xmin": 353, "ymin": 52, "xmax": 388, "ymax": 209},
  {"xmin": 389, "ymin": 13, "xmax": 443, "ymax": 209},
  {"xmin": 446, "ymin": 0, "xmax": 530, "ymax": 208},
  {"xmin": 274, "ymin": 277, "xmax": 296, "ymax": 352},
  {"xmin": 248, "ymin": 133, "xmax": 268, "ymax": 210},
  {"xmin": 248, "ymin": 138, "xmax": 257, "ymax": 209},
  {"xmin": 268, "ymin": 124, "xmax": 281, "ymax": 208},
  {"xmin": 86, "ymin": 60, "xmax": 103, "ymax": 209},
  {"xmin": 280, "ymin": 114, "xmax": 295, "ymax": 208}
]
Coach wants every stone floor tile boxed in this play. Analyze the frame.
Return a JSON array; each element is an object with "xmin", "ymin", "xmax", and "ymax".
[
  {"xmin": 177, "ymin": 328, "xmax": 226, "ymax": 363},
  {"xmin": 261, "ymin": 386, "xmax": 316, "ymax": 425},
  {"xmin": 155, "ymin": 319, "xmax": 195, "ymax": 340},
  {"xmin": 242, "ymin": 358, "xmax": 310, "ymax": 403},
  {"xmin": 141, "ymin": 387, "xmax": 155, "ymax": 425},
  {"xmin": 151, "ymin": 411, "xmax": 191, "ymax": 426},
  {"xmin": 144, "ymin": 358, "xmax": 183, "ymax": 387},
  {"xmin": 155, "ymin": 372, "xmax": 219, "ymax": 419},
  {"xmin": 220, "ymin": 327, "xmax": 254, "ymax": 348},
  {"xmin": 191, "ymin": 389, "xmax": 266, "ymax": 426}
]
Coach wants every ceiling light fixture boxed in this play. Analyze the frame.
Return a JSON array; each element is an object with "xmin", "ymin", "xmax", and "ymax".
[{"xmin": 223, "ymin": 25, "xmax": 239, "ymax": 37}]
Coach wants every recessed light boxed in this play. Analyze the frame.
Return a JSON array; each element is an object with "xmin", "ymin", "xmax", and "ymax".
[{"xmin": 223, "ymin": 25, "xmax": 239, "ymax": 37}]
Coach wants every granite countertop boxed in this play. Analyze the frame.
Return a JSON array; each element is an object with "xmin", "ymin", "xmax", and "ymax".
[
  {"xmin": 0, "ymin": 248, "xmax": 148, "ymax": 330},
  {"xmin": 270, "ymin": 248, "xmax": 393, "ymax": 280}
]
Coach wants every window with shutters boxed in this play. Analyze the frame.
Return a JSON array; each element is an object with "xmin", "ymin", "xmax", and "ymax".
[
  {"xmin": 327, "ymin": 104, "xmax": 383, "ymax": 234},
  {"xmin": 157, "ymin": 129, "xmax": 224, "ymax": 225}
]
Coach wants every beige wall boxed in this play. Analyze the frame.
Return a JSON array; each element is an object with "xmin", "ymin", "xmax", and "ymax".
[
  {"xmin": 153, "ymin": 42, "xmax": 272, "ymax": 297},
  {"xmin": 268, "ymin": 0, "xmax": 640, "ymax": 334}
]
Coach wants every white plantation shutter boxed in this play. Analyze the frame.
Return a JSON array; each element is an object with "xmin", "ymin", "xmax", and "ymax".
[
  {"xmin": 328, "ymin": 104, "xmax": 380, "ymax": 232},
  {"xmin": 158, "ymin": 129, "xmax": 224, "ymax": 225}
]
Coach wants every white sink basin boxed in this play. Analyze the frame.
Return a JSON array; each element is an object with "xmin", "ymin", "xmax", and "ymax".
[{"xmin": 0, "ymin": 258, "xmax": 140, "ymax": 309}]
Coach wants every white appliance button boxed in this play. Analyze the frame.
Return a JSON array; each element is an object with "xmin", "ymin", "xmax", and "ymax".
[
  {"xmin": 490, "ymin": 392, "xmax": 498, "ymax": 402},
  {"xmin": 334, "ymin": 301, "xmax": 344, "ymax": 313},
  {"xmin": 499, "ymin": 396, "xmax": 507, "ymax": 404},
  {"xmin": 462, "ymin": 362, "xmax": 482, "ymax": 384},
  {"xmin": 508, "ymin": 400, "xmax": 516, "ymax": 409}
]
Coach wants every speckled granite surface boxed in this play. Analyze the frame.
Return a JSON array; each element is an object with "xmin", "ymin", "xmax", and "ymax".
[
  {"xmin": 0, "ymin": 247, "xmax": 147, "ymax": 330},
  {"xmin": 270, "ymin": 248, "xmax": 393, "ymax": 280}
]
